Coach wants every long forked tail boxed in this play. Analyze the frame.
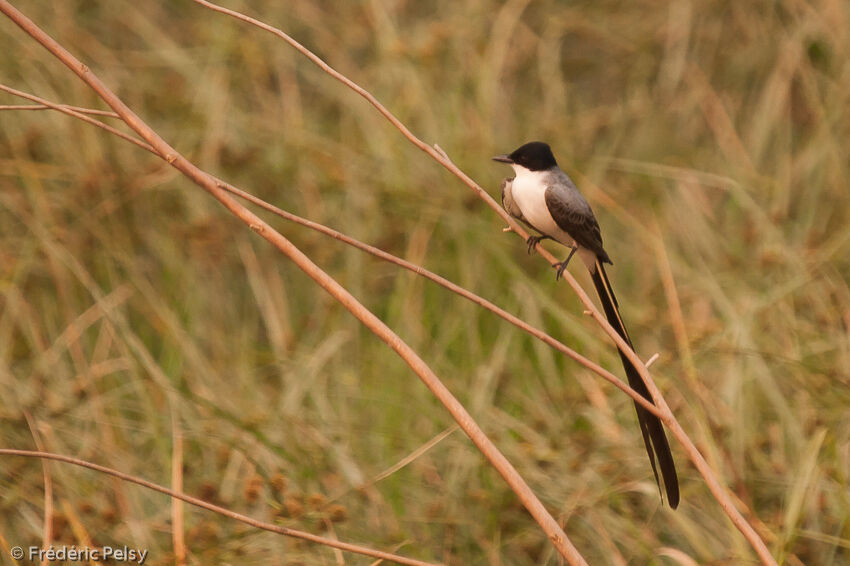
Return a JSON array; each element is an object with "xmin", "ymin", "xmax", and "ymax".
[{"xmin": 590, "ymin": 259, "xmax": 680, "ymax": 509}]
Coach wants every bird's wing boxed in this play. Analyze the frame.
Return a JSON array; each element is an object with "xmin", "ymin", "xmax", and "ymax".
[
  {"xmin": 501, "ymin": 177, "xmax": 531, "ymax": 225},
  {"xmin": 544, "ymin": 185, "xmax": 611, "ymax": 263}
]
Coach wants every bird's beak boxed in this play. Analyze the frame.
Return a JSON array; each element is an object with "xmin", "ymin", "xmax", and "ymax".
[{"xmin": 492, "ymin": 154, "xmax": 513, "ymax": 164}]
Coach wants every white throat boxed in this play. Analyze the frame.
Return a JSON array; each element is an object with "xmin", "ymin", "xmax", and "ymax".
[
  {"xmin": 510, "ymin": 164, "xmax": 546, "ymax": 182},
  {"xmin": 511, "ymin": 163, "xmax": 549, "ymax": 198}
]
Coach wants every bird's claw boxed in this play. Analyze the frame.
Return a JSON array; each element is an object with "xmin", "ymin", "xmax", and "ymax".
[
  {"xmin": 553, "ymin": 260, "xmax": 569, "ymax": 280},
  {"xmin": 552, "ymin": 246, "xmax": 579, "ymax": 280},
  {"xmin": 525, "ymin": 234, "xmax": 549, "ymax": 255}
]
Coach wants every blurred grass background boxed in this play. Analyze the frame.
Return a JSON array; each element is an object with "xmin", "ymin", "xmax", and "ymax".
[{"xmin": 1, "ymin": 0, "xmax": 849, "ymax": 564}]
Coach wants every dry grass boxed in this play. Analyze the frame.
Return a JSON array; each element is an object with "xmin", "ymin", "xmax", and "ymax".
[{"xmin": 1, "ymin": 0, "xmax": 848, "ymax": 564}]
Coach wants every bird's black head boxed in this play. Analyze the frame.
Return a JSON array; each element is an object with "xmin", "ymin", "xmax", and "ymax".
[{"xmin": 492, "ymin": 141, "xmax": 558, "ymax": 171}]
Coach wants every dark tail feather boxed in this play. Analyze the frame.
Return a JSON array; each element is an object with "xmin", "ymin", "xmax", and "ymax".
[{"xmin": 590, "ymin": 260, "xmax": 680, "ymax": 509}]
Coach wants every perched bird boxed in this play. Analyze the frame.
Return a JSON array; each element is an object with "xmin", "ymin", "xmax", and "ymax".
[{"xmin": 494, "ymin": 141, "xmax": 679, "ymax": 508}]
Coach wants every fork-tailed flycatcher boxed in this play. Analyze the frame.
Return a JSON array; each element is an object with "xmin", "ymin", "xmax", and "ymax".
[{"xmin": 493, "ymin": 141, "xmax": 679, "ymax": 509}]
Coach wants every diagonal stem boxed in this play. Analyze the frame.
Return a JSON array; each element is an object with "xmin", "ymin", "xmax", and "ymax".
[{"xmin": 0, "ymin": 449, "xmax": 440, "ymax": 566}]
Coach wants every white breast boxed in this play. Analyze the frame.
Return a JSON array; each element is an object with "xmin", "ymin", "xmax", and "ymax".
[{"xmin": 510, "ymin": 168, "xmax": 575, "ymax": 247}]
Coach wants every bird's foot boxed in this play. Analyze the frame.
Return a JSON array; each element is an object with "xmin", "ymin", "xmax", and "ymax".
[
  {"xmin": 526, "ymin": 234, "xmax": 551, "ymax": 255},
  {"xmin": 552, "ymin": 246, "xmax": 578, "ymax": 280}
]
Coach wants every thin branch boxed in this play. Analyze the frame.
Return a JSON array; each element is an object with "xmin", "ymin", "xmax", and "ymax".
[
  {"xmin": 0, "ymin": 102, "xmax": 118, "ymax": 116},
  {"xmin": 0, "ymin": 84, "xmax": 154, "ymax": 153},
  {"xmin": 186, "ymin": 2, "xmax": 777, "ymax": 564},
  {"xmin": 214, "ymin": 174, "xmax": 665, "ymax": 416},
  {"xmin": 0, "ymin": 4, "xmax": 587, "ymax": 565},
  {"xmin": 213, "ymin": 181, "xmax": 664, "ymax": 418},
  {"xmin": 329, "ymin": 426, "xmax": 459, "ymax": 504},
  {"xmin": 0, "ymin": 449, "xmax": 439, "ymax": 566}
]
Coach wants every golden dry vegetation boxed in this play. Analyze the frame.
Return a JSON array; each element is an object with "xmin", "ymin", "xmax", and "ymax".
[{"xmin": 1, "ymin": 1, "xmax": 848, "ymax": 564}]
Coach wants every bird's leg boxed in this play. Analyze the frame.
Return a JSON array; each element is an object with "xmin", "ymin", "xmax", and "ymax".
[
  {"xmin": 553, "ymin": 245, "xmax": 579, "ymax": 280},
  {"xmin": 526, "ymin": 234, "xmax": 553, "ymax": 255}
]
